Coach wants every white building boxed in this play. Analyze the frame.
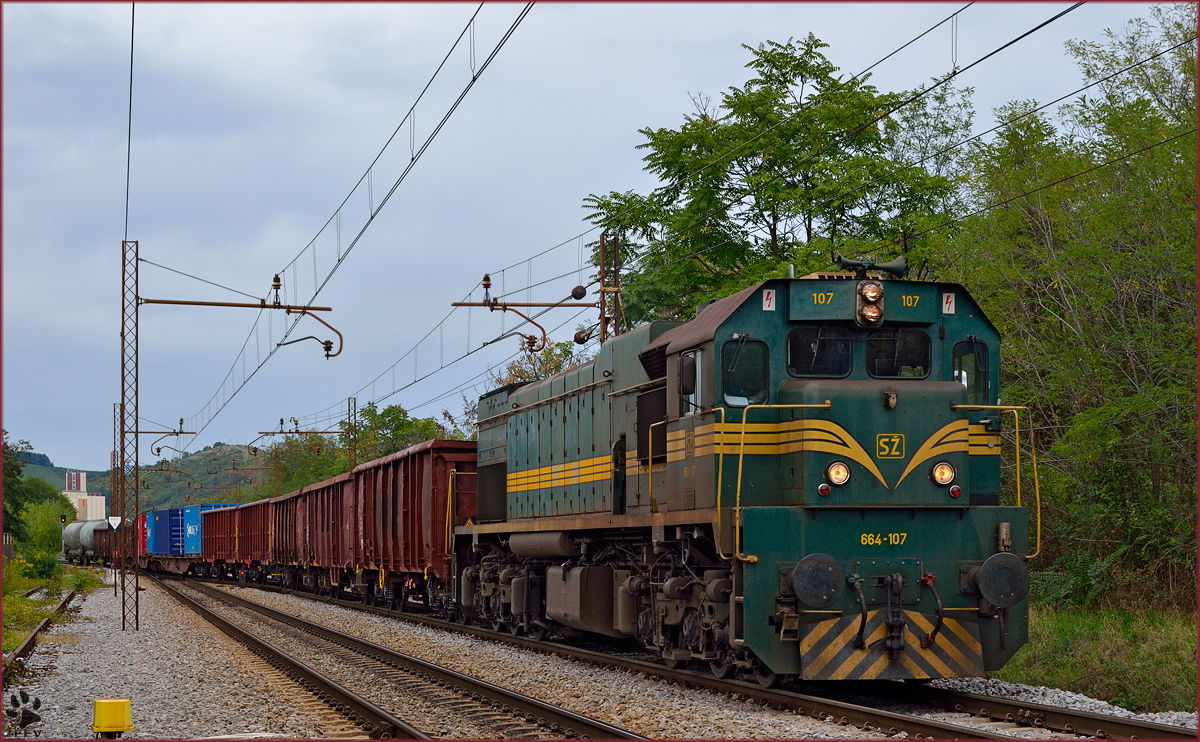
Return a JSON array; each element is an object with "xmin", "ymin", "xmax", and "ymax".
[{"xmin": 64, "ymin": 472, "xmax": 105, "ymax": 521}]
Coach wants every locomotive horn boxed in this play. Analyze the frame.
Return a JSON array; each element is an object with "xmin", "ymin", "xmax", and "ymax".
[
  {"xmin": 875, "ymin": 256, "xmax": 906, "ymax": 277},
  {"xmin": 835, "ymin": 255, "xmax": 906, "ymax": 278},
  {"xmin": 836, "ymin": 255, "xmax": 869, "ymax": 272}
]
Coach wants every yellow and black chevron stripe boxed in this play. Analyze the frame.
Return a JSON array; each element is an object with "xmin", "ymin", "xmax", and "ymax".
[
  {"xmin": 507, "ymin": 455, "xmax": 612, "ymax": 493},
  {"xmin": 798, "ymin": 609, "xmax": 983, "ymax": 680}
]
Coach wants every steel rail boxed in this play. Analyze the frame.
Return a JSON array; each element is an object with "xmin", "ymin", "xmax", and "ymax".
[
  {"xmin": 192, "ymin": 579, "xmax": 1011, "ymax": 739},
  {"xmin": 3, "ymin": 589, "xmax": 76, "ymax": 672},
  {"xmin": 860, "ymin": 682, "xmax": 1197, "ymax": 741},
  {"xmin": 184, "ymin": 578, "xmax": 645, "ymax": 740},
  {"xmin": 148, "ymin": 576, "xmax": 427, "ymax": 739},
  {"xmin": 220, "ymin": 579, "xmax": 1198, "ymax": 741}
]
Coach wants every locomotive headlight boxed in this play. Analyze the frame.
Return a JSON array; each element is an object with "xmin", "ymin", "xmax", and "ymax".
[
  {"xmin": 931, "ymin": 462, "xmax": 955, "ymax": 485},
  {"xmin": 826, "ymin": 461, "xmax": 851, "ymax": 486},
  {"xmin": 859, "ymin": 304, "xmax": 883, "ymax": 324},
  {"xmin": 859, "ymin": 281, "xmax": 884, "ymax": 302}
]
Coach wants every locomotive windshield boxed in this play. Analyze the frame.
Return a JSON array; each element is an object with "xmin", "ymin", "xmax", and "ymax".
[
  {"xmin": 723, "ymin": 336, "xmax": 770, "ymax": 406},
  {"xmin": 786, "ymin": 326, "xmax": 852, "ymax": 377},
  {"xmin": 866, "ymin": 328, "xmax": 930, "ymax": 378}
]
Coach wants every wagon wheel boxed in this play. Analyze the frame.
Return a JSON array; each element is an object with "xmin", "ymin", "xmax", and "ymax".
[
  {"xmin": 708, "ymin": 654, "xmax": 737, "ymax": 680},
  {"xmin": 753, "ymin": 663, "xmax": 779, "ymax": 689},
  {"xmin": 662, "ymin": 653, "xmax": 691, "ymax": 672}
]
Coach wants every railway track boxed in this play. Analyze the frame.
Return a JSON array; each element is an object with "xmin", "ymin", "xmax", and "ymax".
[
  {"xmin": 171, "ymin": 577, "xmax": 644, "ymax": 740},
  {"xmin": 201, "ymin": 578, "xmax": 1196, "ymax": 741},
  {"xmin": 150, "ymin": 575, "xmax": 425, "ymax": 739}
]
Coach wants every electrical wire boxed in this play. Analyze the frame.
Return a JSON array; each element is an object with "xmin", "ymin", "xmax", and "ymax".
[
  {"xmin": 180, "ymin": 3, "xmax": 1078, "ymax": 448},
  {"xmin": 178, "ymin": 5, "xmax": 533, "ymax": 450},
  {"xmin": 284, "ymin": 4, "xmax": 1084, "ymax": 431},
  {"xmin": 182, "ymin": 3, "xmax": 962, "ymax": 438},
  {"xmin": 487, "ymin": 3, "xmax": 977, "ymax": 279},
  {"xmin": 138, "ymin": 258, "xmax": 262, "ymax": 300}
]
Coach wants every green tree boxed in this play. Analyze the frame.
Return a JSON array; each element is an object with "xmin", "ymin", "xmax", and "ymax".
[
  {"xmin": 3, "ymin": 431, "xmax": 32, "ymax": 542},
  {"xmin": 585, "ymin": 34, "xmax": 973, "ymax": 322},
  {"xmin": 21, "ymin": 477, "xmax": 68, "ymax": 507},
  {"xmin": 490, "ymin": 341, "xmax": 592, "ymax": 387},
  {"xmin": 930, "ymin": 4, "xmax": 1196, "ymax": 606},
  {"xmin": 351, "ymin": 403, "xmax": 453, "ymax": 463},
  {"xmin": 24, "ymin": 497, "xmax": 77, "ymax": 555}
]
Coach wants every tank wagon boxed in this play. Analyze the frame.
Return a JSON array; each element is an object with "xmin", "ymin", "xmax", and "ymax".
[
  {"xmin": 450, "ymin": 260, "xmax": 1036, "ymax": 685},
  {"xmin": 63, "ymin": 519, "xmax": 114, "ymax": 565}
]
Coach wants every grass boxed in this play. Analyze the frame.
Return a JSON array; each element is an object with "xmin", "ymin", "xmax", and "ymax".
[
  {"xmin": 3, "ymin": 560, "xmax": 106, "ymax": 653},
  {"xmin": 993, "ymin": 605, "xmax": 1197, "ymax": 713}
]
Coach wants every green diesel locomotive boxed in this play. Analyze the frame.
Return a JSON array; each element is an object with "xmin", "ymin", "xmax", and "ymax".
[{"xmin": 453, "ymin": 258, "xmax": 1036, "ymax": 686}]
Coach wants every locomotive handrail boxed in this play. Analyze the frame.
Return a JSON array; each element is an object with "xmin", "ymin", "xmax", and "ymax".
[
  {"xmin": 951, "ymin": 404, "xmax": 1042, "ymax": 560},
  {"xmin": 733, "ymin": 402, "xmax": 833, "ymax": 563},
  {"xmin": 647, "ymin": 421, "xmax": 666, "ymax": 513}
]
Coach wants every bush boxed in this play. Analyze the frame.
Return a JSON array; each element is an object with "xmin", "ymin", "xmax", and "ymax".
[{"xmin": 18, "ymin": 552, "xmax": 61, "ymax": 580}]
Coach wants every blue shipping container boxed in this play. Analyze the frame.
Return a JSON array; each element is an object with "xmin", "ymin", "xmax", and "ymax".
[
  {"xmin": 168, "ymin": 509, "xmax": 185, "ymax": 556},
  {"xmin": 145, "ymin": 511, "xmax": 159, "ymax": 555},
  {"xmin": 182, "ymin": 503, "xmax": 238, "ymax": 555}
]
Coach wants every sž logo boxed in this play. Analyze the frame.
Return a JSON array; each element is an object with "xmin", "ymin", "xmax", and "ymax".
[{"xmin": 6, "ymin": 690, "xmax": 42, "ymax": 735}]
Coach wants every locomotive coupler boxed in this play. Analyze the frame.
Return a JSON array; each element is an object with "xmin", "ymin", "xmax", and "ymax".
[
  {"xmin": 847, "ymin": 575, "xmax": 868, "ymax": 649},
  {"xmin": 882, "ymin": 573, "xmax": 906, "ymax": 660},
  {"xmin": 919, "ymin": 572, "xmax": 944, "ymax": 648}
]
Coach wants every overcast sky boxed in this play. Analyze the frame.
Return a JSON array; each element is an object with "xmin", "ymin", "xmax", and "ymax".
[{"xmin": 4, "ymin": 2, "xmax": 1156, "ymax": 471}]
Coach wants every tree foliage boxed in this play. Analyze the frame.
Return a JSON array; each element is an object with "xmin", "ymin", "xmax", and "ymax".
[
  {"xmin": 581, "ymin": 9, "xmax": 1195, "ymax": 608},
  {"xmin": 3, "ymin": 431, "xmax": 33, "ymax": 542},
  {"xmin": 239, "ymin": 404, "xmax": 462, "ymax": 502},
  {"xmin": 922, "ymin": 4, "xmax": 1196, "ymax": 607},
  {"xmin": 24, "ymin": 497, "xmax": 77, "ymax": 556},
  {"xmin": 584, "ymin": 35, "xmax": 973, "ymax": 323}
]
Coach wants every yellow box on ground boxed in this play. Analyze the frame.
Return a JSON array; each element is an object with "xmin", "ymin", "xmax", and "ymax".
[{"xmin": 92, "ymin": 699, "xmax": 134, "ymax": 736}]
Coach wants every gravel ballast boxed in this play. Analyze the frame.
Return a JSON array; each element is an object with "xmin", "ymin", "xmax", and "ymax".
[
  {"xmin": 932, "ymin": 677, "xmax": 1198, "ymax": 730},
  {"xmin": 6, "ymin": 579, "xmax": 356, "ymax": 739},
  {"xmin": 220, "ymin": 586, "xmax": 884, "ymax": 739}
]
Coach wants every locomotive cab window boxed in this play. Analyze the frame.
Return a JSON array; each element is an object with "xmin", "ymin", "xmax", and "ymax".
[
  {"xmin": 866, "ymin": 328, "xmax": 930, "ymax": 378},
  {"xmin": 953, "ymin": 338, "xmax": 990, "ymax": 405},
  {"xmin": 787, "ymin": 327, "xmax": 851, "ymax": 377},
  {"xmin": 679, "ymin": 349, "xmax": 702, "ymax": 415},
  {"xmin": 722, "ymin": 336, "xmax": 769, "ymax": 406}
]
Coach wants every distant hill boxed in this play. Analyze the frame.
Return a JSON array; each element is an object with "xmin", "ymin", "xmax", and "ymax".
[
  {"xmin": 19, "ymin": 451, "xmax": 53, "ymax": 467},
  {"xmin": 22, "ymin": 443, "xmax": 267, "ymax": 514}
]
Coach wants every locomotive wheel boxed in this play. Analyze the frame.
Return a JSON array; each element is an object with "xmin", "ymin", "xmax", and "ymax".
[
  {"xmin": 663, "ymin": 655, "xmax": 686, "ymax": 671},
  {"xmin": 753, "ymin": 664, "xmax": 779, "ymax": 689},
  {"xmin": 508, "ymin": 617, "xmax": 524, "ymax": 637},
  {"xmin": 709, "ymin": 655, "xmax": 736, "ymax": 679}
]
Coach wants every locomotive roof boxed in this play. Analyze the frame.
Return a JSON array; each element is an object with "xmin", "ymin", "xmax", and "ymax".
[
  {"xmin": 643, "ymin": 282, "xmax": 763, "ymax": 356},
  {"xmin": 639, "ymin": 277, "xmax": 997, "ymax": 358}
]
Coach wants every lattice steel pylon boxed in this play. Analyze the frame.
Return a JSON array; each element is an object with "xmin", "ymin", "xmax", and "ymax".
[
  {"xmin": 119, "ymin": 240, "xmax": 140, "ymax": 630},
  {"xmin": 111, "ymin": 403, "xmax": 119, "ymax": 598}
]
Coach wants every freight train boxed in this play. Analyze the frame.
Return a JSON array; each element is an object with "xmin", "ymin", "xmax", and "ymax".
[{"xmin": 143, "ymin": 259, "xmax": 1038, "ymax": 687}]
